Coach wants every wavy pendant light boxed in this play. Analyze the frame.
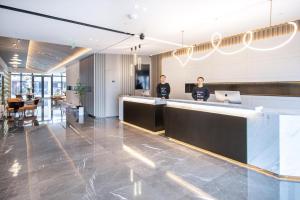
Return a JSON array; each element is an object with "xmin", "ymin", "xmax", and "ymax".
[{"xmin": 172, "ymin": 0, "xmax": 298, "ymax": 66}]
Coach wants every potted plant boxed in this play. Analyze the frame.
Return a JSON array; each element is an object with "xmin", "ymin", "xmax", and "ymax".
[
  {"xmin": 74, "ymin": 80, "xmax": 86, "ymax": 116},
  {"xmin": 26, "ymin": 87, "xmax": 33, "ymax": 100}
]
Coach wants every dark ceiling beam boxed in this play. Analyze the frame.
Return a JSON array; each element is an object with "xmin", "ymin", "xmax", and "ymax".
[{"xmin": 0, "ymin": 4, "xmax": 135, "ymax": 36}]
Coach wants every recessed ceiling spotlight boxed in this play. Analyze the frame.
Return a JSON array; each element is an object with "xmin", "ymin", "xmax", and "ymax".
[
  {"xmin": 11, "ymin": 58, "xmax": 22, "ymax": 62},
  {"xmin": 142, "ymin": 7, "xmax": 147, "ymax": 12},
  {"xmin": 127, "ymin": 13, "xmax": 138, "ymax": 20},
  {"xmin": 14, "ymin": 54, "xmax": 19, "ymax": 57},
  {"xmin": 9, "ymin": 61, "xmax": 21, "ymax": 65},
  {"xmin": 134, "ymin": 4, "xmax": 139, "ymax": 9}
]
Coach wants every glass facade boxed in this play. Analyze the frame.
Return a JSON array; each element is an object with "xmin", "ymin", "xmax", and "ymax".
[
  {"xmin": 43, "ymin": 76, "xmax": 52, "ymax": 98},
  {"xmin": 10, "ymin": 73, "xmax": 66, "ymax": 99},
  {"xmin": 53, "ymin": 76, "xmax": 62, "ymax": 95},
  {"xmin": 11, "ymin": 74, "xmax": 21, "ymax": 97},
  {"xmin": 34, "ymin": 76, "xmax": 42, "ymax": 98},
  {"xmin": 21, "ymin": 74, "xmax": 32, "ymax": 99}
]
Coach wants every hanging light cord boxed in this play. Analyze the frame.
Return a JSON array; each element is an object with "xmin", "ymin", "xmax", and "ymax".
[
  {"xmin": 181, "ymin": 30, "xmax": 184, "ymax": 48},
  {"xmin": 269, "ymin": 0, "xmax": 273, "ymax": 26}
]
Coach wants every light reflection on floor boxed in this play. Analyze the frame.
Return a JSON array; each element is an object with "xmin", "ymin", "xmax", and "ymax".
[{"xmin": 36, "ymin": 99, "xmax": 66, "ymax": 124}]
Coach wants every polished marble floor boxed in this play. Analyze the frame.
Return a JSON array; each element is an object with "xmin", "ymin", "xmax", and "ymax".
[{"xmin": 0, "ymin": 101, "xmax": 300, "ymax": 200}]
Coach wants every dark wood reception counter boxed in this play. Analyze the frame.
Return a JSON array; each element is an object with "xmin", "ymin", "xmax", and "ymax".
[
  {"xmin": 119, "ymin": 96, "xmax": 166, "ymax": 133},
  {"xmin": 164, "ymin": 100, "xmax": 249, "ymax": 163}
]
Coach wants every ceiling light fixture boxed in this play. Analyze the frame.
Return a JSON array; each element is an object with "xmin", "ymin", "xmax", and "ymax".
[
  {"xmin": 211, "ymin": 31, "xmax": 253, "ymax": 55},
  {"xmin": 11, "ymin": 58, "xmax": 22, "ymax": 62},
  {"xmin": 170, "ymin": 0, "xmax": 298, "ymax": 66},
  {"xmin": 244, "ymin": 22, "xmax": 297, "ymax": 51},
  {"xmin": 172, "ymin": 20, "xmax": 297, "ymax": 66},
  {"xmin": 188, "ymin": 33, "xmax": 222, "ymax": 61},
  {"xmin": 243, "ymin": 0, "xmax": 297, "ymax": 51},
  {"xmin": 172, "ymin": 47, "xmax": 193, "ymax": 66},
  {"xmin": 172, "ymin": 31, "xmax": 194, "ymax": 66},
  {"xmin": 9, "ymin": 61, "xmax": 21, "ymax": 65}
]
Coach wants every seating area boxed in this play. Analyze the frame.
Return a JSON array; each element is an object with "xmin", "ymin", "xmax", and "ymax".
[{"xmin": 6, "ymin": 97, "xmax": 40, "ymax": 118}]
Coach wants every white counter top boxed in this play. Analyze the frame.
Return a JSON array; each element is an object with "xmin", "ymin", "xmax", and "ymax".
[
  {"xmin": 121, "ymin": 96, "xmax": 167, "ymax": 105},
  {"xmin": 166, "ymin": 99, "xmax": 261, "ymax": 118}
]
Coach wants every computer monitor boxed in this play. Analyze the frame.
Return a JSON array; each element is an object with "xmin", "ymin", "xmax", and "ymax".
[{"xmin": 215, "ymin": 90, "xmax": 242, "ymax": 104}]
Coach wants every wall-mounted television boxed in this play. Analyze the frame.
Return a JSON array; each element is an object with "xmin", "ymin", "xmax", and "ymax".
[{"xmin": 135, "ymin": 64, "xmax": 150, "ymax": 90}]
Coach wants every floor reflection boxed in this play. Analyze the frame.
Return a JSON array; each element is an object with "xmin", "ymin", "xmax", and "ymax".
[
  {"xmin": 36, "ymin": 99, "xmax": 66, "ymax": 124},
  {"xmin": 0, "ymin": 100, "xmax": 300, "ymax": 200}
]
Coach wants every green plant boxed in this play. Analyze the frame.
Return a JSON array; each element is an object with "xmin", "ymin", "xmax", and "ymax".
[
  {"xmin": 74, "ymin": 80, "xmax": 86, "ymax": 106},
  {"xmin": 26, "ymin": 87, "xmax": 32, "ymax": 94}
]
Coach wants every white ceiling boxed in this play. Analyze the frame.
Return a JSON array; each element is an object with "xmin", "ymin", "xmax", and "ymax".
[{"xmin": 0, "ymin": 0, "xmax": 300, "ymax": 56}]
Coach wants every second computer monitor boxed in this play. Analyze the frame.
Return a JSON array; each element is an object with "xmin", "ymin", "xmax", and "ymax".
[{"xmin": 215, "ymin": 90, "xmax": 242, "ymax": 104}]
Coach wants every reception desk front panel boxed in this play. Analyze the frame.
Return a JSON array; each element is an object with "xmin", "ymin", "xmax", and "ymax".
[
  {"xmin": 123, "ymin": 99, "xmax": 165, "ymax": 132},
  {"xmin": 165, "ymin": 106, "xmax": 247, "ymax": 163}
]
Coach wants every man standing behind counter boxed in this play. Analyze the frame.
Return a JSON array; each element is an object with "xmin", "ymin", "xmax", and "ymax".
[
  {"xmin": 157, "ymin": 75, "xmax": 171, "ymax": 99},
  {"xmin": 192, "ymin": 76, "xmax": 210, "ymax": 101}
]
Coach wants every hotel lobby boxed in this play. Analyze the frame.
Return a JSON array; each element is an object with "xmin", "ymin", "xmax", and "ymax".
[{"xmin": 1, "ymin": 0, "xmax": 300, "ymax": 199}]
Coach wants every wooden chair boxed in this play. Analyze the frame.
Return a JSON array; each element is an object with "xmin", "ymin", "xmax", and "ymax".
[
  {"xmin": 16, "ymin": 95, "xmax": 23, "ymax": 100},
  {"xmin": 6, "ymin": 98, "xmax": 21, "ymax": 117},
  {"xmin": 7, "ymin": 101, "xmax": 25, "ymax": 126}
]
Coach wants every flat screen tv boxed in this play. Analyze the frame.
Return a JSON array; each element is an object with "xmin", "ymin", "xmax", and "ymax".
[{"xmin": 135, "ymin": 64, "xmax": 150, "ymax": 90}]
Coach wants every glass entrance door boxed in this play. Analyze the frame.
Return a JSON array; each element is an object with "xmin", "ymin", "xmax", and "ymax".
[
  {"xmin": 43, "ymin": 76, "xmax": 52, "ymax": 98},
  {"xmin": 33, "ymin": 76, "xmax": 42, "ymax": 98}
]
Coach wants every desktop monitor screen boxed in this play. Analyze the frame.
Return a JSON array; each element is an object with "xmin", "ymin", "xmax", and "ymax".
[
  {"xmin": 215, "ymin": 90, "xmax": 242, "ymax": 104},
  {"xmin": 135, "ymin": 64, "xmax": 150, "ymax": 90}
]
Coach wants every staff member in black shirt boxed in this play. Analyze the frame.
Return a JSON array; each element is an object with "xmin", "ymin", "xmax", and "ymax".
[
  {"xmin": 157, "ymin": 75, "xmax": 171, "ymax": 99},
  {"xmin": 192, "ymin": 76, "xmax": 210, "ymax": 101}
]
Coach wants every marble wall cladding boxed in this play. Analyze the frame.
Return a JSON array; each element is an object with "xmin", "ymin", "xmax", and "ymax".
[
  {"xmin": 247, "ymin": 112, "xmax": 280, "ymax": 174},
  {"xmin": 66, "ymin": 61, "xmax": 80, "ymax": 106},
  {"xmin": 247, "ymin": 112, "xmax": 300, "ymax": 177},
  {"xmin": 280, "ymin": 115, "xmax": 300, "ymax": 176}
]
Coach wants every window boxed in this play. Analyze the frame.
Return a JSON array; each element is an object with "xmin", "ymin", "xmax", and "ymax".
[
  {"xmin": 34, "ymin": 76, "xmax": 42, "ymax": 98},
  {"xmin": 10, "ymin": 73, "xmax": 66, "ymax": 98},
  {"xmin": 11, "ymin": 74, "xmax": 21, "ymax": 97},
  {"xmin": 43, "ymin": 76, "xmax": 52, "ymax": 98},
  {"xmin": 62, "ymin": 76, "xmax": 66, "ymax": 95},
  {"xmin": 21, "ymin": 74, "xmax": 32, "ymax": 99},
  {"xmin": 53, "ymin": 76, "xmax": 62, "ymax": 96}
]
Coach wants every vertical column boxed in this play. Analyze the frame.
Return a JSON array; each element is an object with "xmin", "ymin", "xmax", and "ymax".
[
  {"xmin": 150, "ymin": 55, "xmax": 162, "ymax": 97},
  {"xmin": 80, "ymin": 55, "xmax": 94, "ymax": 116},
  {"xmin": 94, "ymin": 53, "xmax": 106, "ymax": 118},
  {"xmin": 121, "ymin": 55, "xmax": 134, "ymax": 95}
]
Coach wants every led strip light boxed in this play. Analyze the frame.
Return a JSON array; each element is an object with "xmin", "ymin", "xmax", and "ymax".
[
  {"xmin": 244, "ymin": 22, "xmax": 298, "ymax": 51},
  {"xmin": 211, "ymin": 31, "xmax": 253, "ymax": 55},
  {"xmin": 172, "ymin": 21, "xmax": 298, "ymax": 66}
]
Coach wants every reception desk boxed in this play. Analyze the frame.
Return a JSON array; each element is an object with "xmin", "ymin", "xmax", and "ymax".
[
  {"xmin": 119, "ymin": 96, "xmax": 166, "ymax": 133},
  {"xmin": 165, "ymin": 99, "xmax": 300, "ymax": 178},
  {"xmin": 119, "ymin": 96, "xmax": 300, "ymax": 178}
]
